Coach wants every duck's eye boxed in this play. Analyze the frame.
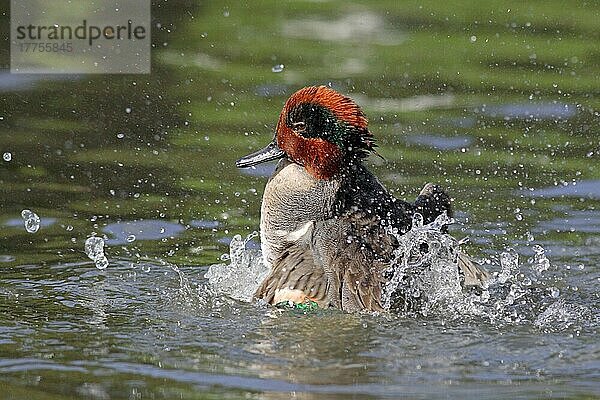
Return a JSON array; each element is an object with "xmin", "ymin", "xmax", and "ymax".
[{"xmin": 291, "ymin": 121, "xmax": 306, "ymax": 132}]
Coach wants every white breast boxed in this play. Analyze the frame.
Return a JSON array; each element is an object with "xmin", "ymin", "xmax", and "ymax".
[{"xmin": 259, "ymin": 160, "xmax": 340, "ymax": 267}]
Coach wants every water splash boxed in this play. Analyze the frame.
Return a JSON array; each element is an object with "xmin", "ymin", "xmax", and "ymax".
[
  {"xmin": 449, "ymin": 247, "xmax": 592, "ymax": 328},
  {"xmin": 202, "ymin": 216, "xmax": 592, "ymax": 330},
  {"xmin": 21, "ymin": 209, "xmax": 40, "ymax": 233},
  {"xmin": 375, "ymin": 211, "xmax": 593, "ymax": 328},
  {"xmin": 497, "ymin": 249, "xmax": 518, "ymax": 284},
  {"xmin": 205, "ymin": 232, "xmax": 268, "ymax": 302},
  {"xmin": 530, "ymin": 244, "xmax": 550, "ymax": 274},
  {"xmin": 534, "ymin": 299, "xmax": 589, "ymax": 330},
  {"xmin": 382, "ymin": 212, "xmax": 464, "ymax": 313},
  {"xmin": 85, "ymin": 236, "xmax": 109, "ymax": 270}
]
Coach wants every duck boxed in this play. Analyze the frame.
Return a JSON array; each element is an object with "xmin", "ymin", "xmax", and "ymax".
[{"xmin": 236, "ymin": 85, "xmax": 488, "ymax": 312}]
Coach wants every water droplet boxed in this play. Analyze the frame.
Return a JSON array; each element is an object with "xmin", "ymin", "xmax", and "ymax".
[
  {"xmin": 3, "ymin": 152, "xmax": 11, "ymax": 162},
  {"xmin": 412, "ymin": 212, "xmax": 424, "ymax": 228},
  {"xmin": 271, "ymin": 64, "xmax": 284, "ymax": 73},
  {"xmin": 66, "ymin": 225, "xmax": 73, "ymax": 231},
  {"xmin": 126, "ymin": 234, "xmax": 136, "ymax": 243},
  {"xmin": 85, "ymin": 236, "xmax": 109, "ymax": 270},
  {"xmin": 95, "ymin": 257, "xmax": 109, "ymax": 270},
  {"xmin": 526, "ymin": 231, "xmax": 535, "ymax": 242},
  {"xmin": 549, "ymin": 287, "xmax": 560, "ymax": 298},
  {"xmin": 205, "ymin": 231, "xmax": 268, "ymax": 302},
  {"xmin": 20, "ymin": 209, "xmax": 40, "ymax": 233},
  {"xmin": 125, "ymin": 107, "xmax": 132, "ymax": 114},
  {"xmin": 470, "ymin": 35, "xmax": 477, "ymax": 42},
  {"xmin": 429, "ymin": 211, "xmax": 453, "ymax": 231},
  {"xmin": 116, "ymin": 133, "xmax": 125, "ymax": 139},
  {"xmin": 532, "ymin": 244, "xmax": 550, "ymax": 274},
  {"xmin": 498, "ymin": 249, "xmax": 518, "ymax": 284},
  {"xmin": 515, "ymin": 213, "xmax": 523, "ymax": 221}
]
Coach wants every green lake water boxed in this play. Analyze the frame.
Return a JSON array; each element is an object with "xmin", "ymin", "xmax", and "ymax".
[{"xmin": 1, "ymin": 1, "xmax": 599, "ymax": 399}]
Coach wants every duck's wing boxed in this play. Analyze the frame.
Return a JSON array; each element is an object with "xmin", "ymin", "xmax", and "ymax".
[
  {"xmin": 414, "ymin": 183, "xmax": 453, "ymax": 226},
  {"xmin": 333, "ymin": 248, "xmax": 387, "ymax": 312},
  {"xmin": 255, "ymin": 232, "xmax": 329, "ymax": 307},
  {"xmin": 312, "ymin": 212, "xmax": 398, "ymax": 312},
  {"xmin": 256, "ymin": 213, "xmax": 393, "ymax": 312},
  {"xmin": 457, "ymin": 251, "xmax": 490, "ymax": 288}
]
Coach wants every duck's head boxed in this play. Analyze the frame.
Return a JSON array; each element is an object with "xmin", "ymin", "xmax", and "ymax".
[{"xmin": 236, "ymin": 86, "xmax": 375, "ymax": 180}]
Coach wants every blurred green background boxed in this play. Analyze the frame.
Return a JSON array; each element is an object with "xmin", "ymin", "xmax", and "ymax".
[{"xmin": 0, "ymin": 0, "xmax": 599, "ymax": 266}]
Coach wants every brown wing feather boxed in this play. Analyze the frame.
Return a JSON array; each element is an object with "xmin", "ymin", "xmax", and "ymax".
[
  {"xmin": 457, "ymin": 252, "xmax": 490, "ymax": 287},
  {"xmin": 255, "ymin": 242, "xmax": 328, "ymax": 306},
  {"xmin": 338, "ymin": 254, "xmax": 387, "ymax": 312},
  {"xmin": 314, "ymin": 212, "xmax": 397, "ymax": 312}
]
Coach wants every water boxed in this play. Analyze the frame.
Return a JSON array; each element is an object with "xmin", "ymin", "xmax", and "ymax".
[
  {"xmin": 84, "ymin": 236, "xmax": 109, "ymax": 270},
  {"xmin": 20, "ymin": 209, "xmax": 40, "ymax": 234},
  {"xmin": 526, "ymin": 180, "xmax": 600, "ymax": 200},
  {"xmin": 205, "ymin": 231, "xmax": 268, "ymax": 302},
  {"xmin": 478, "ymin": 103, "xmax": 577, "ymax": 121},
  {"xmin": 209, "ymin": 215, "xmax": 596, "ymax": 332},
  {"xmin": 271, "ymin": 64, "xmax": 285, "ymax": 73},
  {"xmin": 1, "ymin": 1, "xmax": 600, "ymax": 398},
  {"xmin": 404, "ymin": 133, "xmax": 473, "ymax": 150}
]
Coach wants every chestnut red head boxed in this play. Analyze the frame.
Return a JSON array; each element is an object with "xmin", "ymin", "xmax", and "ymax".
[{"xmin": 236, "ymin": 86, "xmax": 375, "ymax": 180}]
